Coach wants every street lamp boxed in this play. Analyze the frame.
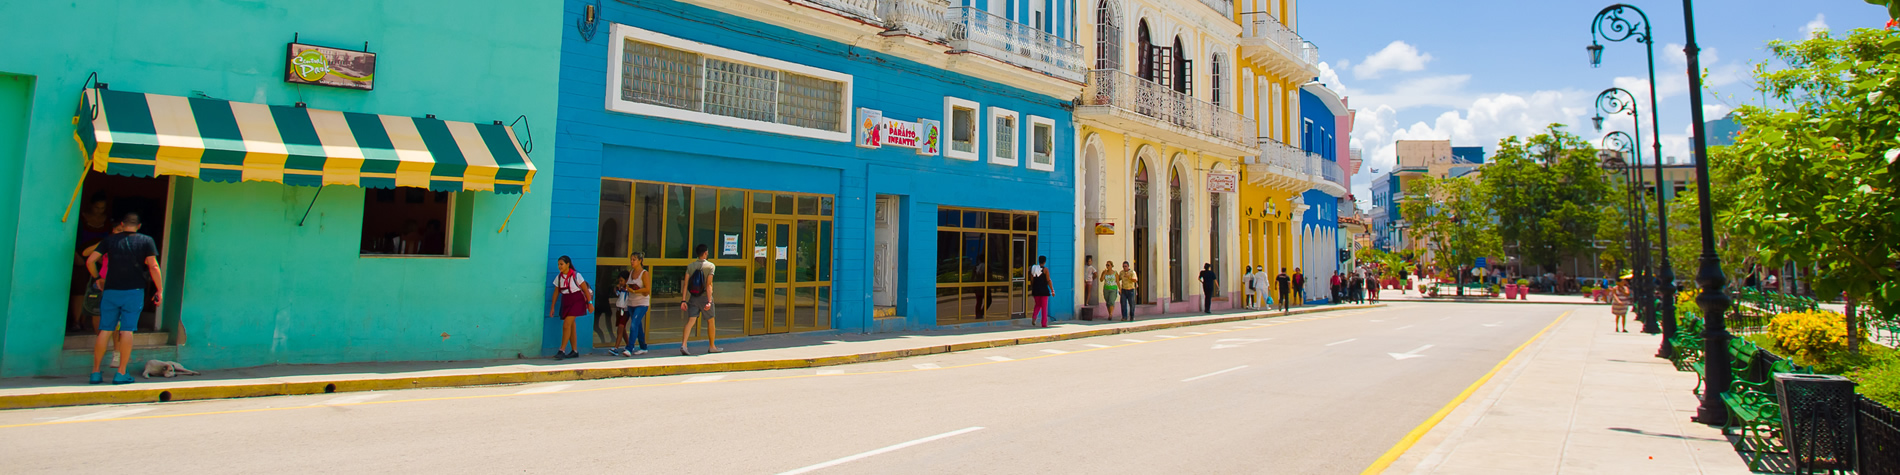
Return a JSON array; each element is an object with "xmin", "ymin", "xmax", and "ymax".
[
  {"xmin": 1600, "ymin": 132, "xmax": 1645, "ymax": 299},
  {"xmin": 1595, "ymin": 87, "xmax": 1659, "ymax": 335},
  {"xmin": 1590, "ymin": 2, "xmax": 1677, "ymax": 351},
  {"xmin": 1679, "ymin": 0, "xmax": 1735, "ymax": 428}
]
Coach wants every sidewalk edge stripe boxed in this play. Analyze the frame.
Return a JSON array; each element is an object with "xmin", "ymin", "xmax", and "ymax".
[{"xmin": 1357, "ymin": 310, "xmax": 1571, "ymax": 475}]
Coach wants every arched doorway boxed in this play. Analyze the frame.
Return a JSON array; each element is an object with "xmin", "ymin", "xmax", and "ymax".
[
  {"xmin": 1169, "ymin": 166, "xmax": 1184, "ymax": 302},
  {"xmin": 1083, "ymin": 138, "xmax": 1104, "ymax": 266},
  {"xmin": 1136, "ymin": 21, "xmax": 1154, "ymax": 82},
  {"xmin": 1133, "ymin": 159, "xmax": 1152, "ymax": 305},
  {"xmin": 1171, "ymin": 36, "xmax": 1190, "ymax": 95}
]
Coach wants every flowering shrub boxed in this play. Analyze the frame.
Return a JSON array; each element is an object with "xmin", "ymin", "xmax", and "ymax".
[
  {"xmin": 1677, "ymin": 288, "xmax": 1699, "ymax": 305},
  {"xmin": 1767, "ymin": 310, "xmax": 1861, "ymax": 367}
]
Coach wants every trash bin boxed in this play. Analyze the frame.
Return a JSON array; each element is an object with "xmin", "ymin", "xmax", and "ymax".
[{"xmin": 1775, "ymin": 373, "xmax": 1858, "ymax": 473}]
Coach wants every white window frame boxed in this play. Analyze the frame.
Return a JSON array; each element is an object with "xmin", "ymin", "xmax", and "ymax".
[
  {"xmin": 1027, "ymin": 114, "xmax": 1055, "ymax": 172},
  {"xmin": 988, "ymin": 107, "xmax": 1021, "ymax": 166},
  {"xmin": 605, "ymin": 23, "xmax": 853, "ymax": 142},
  {"xmin": 943, "ymin": 96, "xmax": 981, "ymax": 161}
]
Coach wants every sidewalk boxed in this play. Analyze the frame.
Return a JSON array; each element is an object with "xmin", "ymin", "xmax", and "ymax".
[
  {"xmin": 0, "ymin": 303, "xmax": 1379, "ymax": 411},
  {"xmin": 1378, "ymin": 303, "xmax": 1751, "ymax": 474},
  {"xmin": 1376, "ymin": 291, "xmax": 1601, "ymax": 305}
]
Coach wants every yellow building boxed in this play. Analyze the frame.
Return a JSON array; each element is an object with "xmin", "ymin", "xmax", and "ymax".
[
  {"xmin": 1074, "ymin": 0, "xmax": 1318, "ymax": 315},
  {"xmin": 1235, "ymin": 0, "xmax": 1326, "ymax": 295}
]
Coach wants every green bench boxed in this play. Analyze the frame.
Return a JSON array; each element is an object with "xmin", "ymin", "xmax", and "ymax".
[
  {"xmin": 1669, "ymin": 317, "xmax": 1704, "ymax": 372},
  {"xmin": 1716, "ymin": 343, "xmax": 1815, "ymax": 472}
]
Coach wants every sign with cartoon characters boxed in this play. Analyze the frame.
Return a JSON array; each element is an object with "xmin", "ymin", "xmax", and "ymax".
[
  {"xmin": 285, "ymin": 42, "xmax": 376, "ymax": 90},
  {"xmin": 857, "ymin": 108, "xmax": 882, "ymax": 148},
  {"xmin": 916, "ymin": 119, "xmax": 941, "ymax": 156}
]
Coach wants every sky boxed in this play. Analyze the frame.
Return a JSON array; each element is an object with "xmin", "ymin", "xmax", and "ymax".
[{"xmin": 1294, "ymin": 0, "xmax": 1893, "ymax": 211}]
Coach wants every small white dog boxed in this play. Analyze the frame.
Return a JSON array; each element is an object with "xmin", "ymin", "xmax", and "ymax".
[{"xmin": 141, "ymin": 360, "xmax": 200, "ymax": 378}]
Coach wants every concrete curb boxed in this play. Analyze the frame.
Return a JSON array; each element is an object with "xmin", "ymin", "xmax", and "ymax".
[
  {"xmin": 1384, "ymin": 298, "xmax": 1604, "ymax": 305},
  {"xmin": 0, "ymin": 304, "xmax": 1384, "ymax": 411}
]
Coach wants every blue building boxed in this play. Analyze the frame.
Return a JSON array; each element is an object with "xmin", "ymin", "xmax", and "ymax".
[
  {"xmin": 549, "ymin": 0, "xmax": 1081, "ymax": 353},
  {"xmin": 1298, "ymin": 83, "xmax": 1348, "ymax": 303}
]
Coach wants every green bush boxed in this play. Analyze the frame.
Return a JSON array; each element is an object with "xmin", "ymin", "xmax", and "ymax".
[{"xmin": 1848, "ymin": 351, "xmax": 1900, "ymax": 409}]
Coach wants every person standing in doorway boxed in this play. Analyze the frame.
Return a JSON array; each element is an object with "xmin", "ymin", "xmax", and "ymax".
[
  {"xmin": 1197, "ymin": 263, "xmax": 1218, "ymax": 314},
  {"xmin": 85, "ymin": 213, "xmax": 162, "ymax": 385},
  {"xmin": 680, "ymin": 245, "xmax": 721, "ymax": 355},
  {"xmin": 1082, "ymin": 255, "xmax": 1097, "ymax": 318},
  {"xmin": 620, "ymin": 251, "xmax": 652, "ymax": 356},
  {"xmin": 548, "ymin": 256, "xmax": 593, "ymax": 360},
  {"xmin": 1275, "ymin": 268, "xmax": 1291, "ymax": 313},
  {"xmin": 1101, "ymin": 261, "xmax": 1119, "ymax": 317},
  {"xmin": 1031, "ymin": 255, "xmax": 1053, "ymax": 328},
  {"xmin": 1292, "ymin": 268, "xmax": 1306, "ymax": 305},
  {"xmin": 1118, "ymin": 262, "xmax": 1139, "ymax": 321}
]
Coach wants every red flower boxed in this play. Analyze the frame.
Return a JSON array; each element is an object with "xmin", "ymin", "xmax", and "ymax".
[{"xmin": 1889, "ymin": 18, "xmax": 1898, "ymax": 29}]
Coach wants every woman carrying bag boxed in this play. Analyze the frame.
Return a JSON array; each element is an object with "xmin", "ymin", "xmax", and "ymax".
[{"xmin": 548, "ymin": 256, "xmax": 593, "ymax": 360}]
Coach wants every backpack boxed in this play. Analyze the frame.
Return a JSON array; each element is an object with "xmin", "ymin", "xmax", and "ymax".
[{"xmin": 687, "ymin": 265, "xmax": 708, "ymax": 296}]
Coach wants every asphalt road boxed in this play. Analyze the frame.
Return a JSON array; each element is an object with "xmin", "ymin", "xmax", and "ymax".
[{"xmin": 0, "ymin": 302, "xmax": 1575, "ymax": 474}]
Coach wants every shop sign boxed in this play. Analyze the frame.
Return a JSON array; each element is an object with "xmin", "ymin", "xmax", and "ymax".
[
  {"xmin": 916, "ymin": 119, "xmax": 941, "ymax": 156},
  {"xmin": 1207, "ymin": 172, "xmax": 1238, "ymax": 194},
  {"xmin": 881, "ymin": 117, "xmax": 922, "ymax": 149},
  {"xmin": 1094, "ymin": 222, "xmax": 1116, "ymax": 235},
  {"xmin": 857, "ymin": 108, "xmax": 882, "ymax": 148},
  {"xmin": 285, "ymin": 42, "xmax": 376, "ymax": 90}
]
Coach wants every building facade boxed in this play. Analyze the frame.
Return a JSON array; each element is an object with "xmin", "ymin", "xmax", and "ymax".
[
  {"xmin": 551, "ymin": 0, "xmax": 1081, "ymax": 351},
  {"xmin": 1233, "ymin": 0, "xmax": 1325, "ymax": 300},
  {"xmin": 0, "ymin": 1, "xmax": 560, "ymax": 376},
  {"xmin": 1296, "ymin": 83, "xmax": 1348, "ymax": 303}
]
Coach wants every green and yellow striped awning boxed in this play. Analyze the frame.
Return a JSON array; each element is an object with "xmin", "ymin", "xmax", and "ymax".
[{"xmin": 74, "ymin": 87, "xmax": 535, "ymax": 193}]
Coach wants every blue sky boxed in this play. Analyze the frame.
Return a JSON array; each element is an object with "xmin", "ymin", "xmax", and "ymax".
[{"xmin": 1295, "ymin": 0, "xmax": 1893, "ymax": 208}]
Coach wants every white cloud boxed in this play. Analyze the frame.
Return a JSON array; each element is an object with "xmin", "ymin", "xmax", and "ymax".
[
  {"xmin": 1352, "ymin": 75, "xmax": 1475, "ymax": 110},
  {"xmin": 1316, "ymin": 61, "xmax": 1350, "ymax": 97},
  {"xmin": 1352, "ymin": 41, "xmax": 1433, "ymax": 80},
  {"xmin": 1803, "ymin": 14, "xmax": 1829, "ymax": 38}
]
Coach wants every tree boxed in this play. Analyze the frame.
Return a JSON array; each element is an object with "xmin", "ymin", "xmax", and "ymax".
[
  {"xmin": 1725, "ymin": 28, "xmax": 1900, "ymax": 353},
  {"xmin": 1485, "ymin": 125, "xmax": 1614, "ymax": 274},
  {"xmin": 1400, "ymin": 175, "xmax": 1502, "ymax": 294}
]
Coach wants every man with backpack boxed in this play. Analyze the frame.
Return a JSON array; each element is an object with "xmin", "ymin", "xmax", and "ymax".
[
  {"xmin": 679, "ymin": 244, "xmax": 720, "ymax": 355},
  {"xmin": 85, "ymin": 213, "xmax": 162, "ymax": 385}
]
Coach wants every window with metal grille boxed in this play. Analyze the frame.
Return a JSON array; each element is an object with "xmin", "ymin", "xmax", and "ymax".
[
  {"xmin": 1095, "ymin": 1, "xmax": 1120, "ymax": 70},
  {"xmin": 1211, "ymin": 54, "xmax": 1224, "ymax": 107},
  {"xmin": 995, "ymin": 115, "xmax": 1016, "ymax": 160},
  {"xmin": 611, "ymin": 25, "xmax": 851, "ymax": 140}
]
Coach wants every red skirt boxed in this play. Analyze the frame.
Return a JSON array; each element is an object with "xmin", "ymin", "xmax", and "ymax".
[{"xmin": 559, "ymin": 291, "xmax": 588, "ymax": 317}]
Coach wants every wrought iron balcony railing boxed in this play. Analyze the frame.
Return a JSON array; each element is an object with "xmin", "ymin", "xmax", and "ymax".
[
  {"xmin": 1081, "ymin": 69, "xmax": 1256, "ymax": 147},
  {"xmin": 947, "ymin": 6, "xmax": 1085, "ymax": 82},
  {"xmin": 1239, "ymin": 12, "xmax": 1319, "ymax": 67}
]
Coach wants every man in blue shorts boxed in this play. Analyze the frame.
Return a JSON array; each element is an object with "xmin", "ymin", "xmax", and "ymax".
[{"xmin": 84, "ymin": 212, "xmax": 163, "ymax": 385}]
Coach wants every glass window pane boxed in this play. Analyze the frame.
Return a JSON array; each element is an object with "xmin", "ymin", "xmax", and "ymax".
[
  {"xmin": 816, "ymin": 286, "xmax": 831, "ymax": 329},
  {"xmin": 754, "ymin": 223, "xmax": 771, "ymax": 284},
  {"xmin": 703, "ymin": 58, "xmax": 778, "ymax": 123},
  {"xmin": 752, "ymin": 286, "xmax": 768, "ymax": 334},
  {"xmin": 718, "ymin": 189, "xmax": 745, "ymax": 259},
  {"xmin": 951, "ymin": 107, "xmax": 976, "ymax": 153},
  {"xmin": 694, "ymin": 187, "xmax": 718, "ymax": 258},
  {"xmin": 938, "ymin": 208, "xmax": 959, "ymax": 227},
  {"xmin": 1012, "ymin": 212, "xmax": 1027, "ymax": 231},
  {"xmin": 988, "ymin": 212, "xmax": 1009, "ymax": 230},
  {"xmin": 775, "ymin": 194, "xmax": 793, "ymax": 215},
  {"xmin": 645, "ymin": 266, "xmax": 687, "ymax": 345},
  {"xmin": 797, "ymin": 220, "xmax": 818, "ymax": 282},
  {"xmin": 598, "ymin": 180, "xmax": 631, "ymax": 258},
  {"xmin": 798, "ymin": 196, "xmax": 819, "ymax": 215},
  {"xmin": 1027, "ymin": 213, "xmax": 1038, "ymax": 233},
  {"xmin": 937, "ymin": 230, "xmax": 960, "ymax": 284},
  {"xmin": 715, "ymin": 266, "xmax": 745, "ymax": 339},
  {"xmin": 820, "ymin": 197, "xmax": 834, "ymax": 216},
  {"xmin": 621, "ymin": 40, "xmax": 702, "ymax": 110},
  {"xmin": 988, "ymin": 233, "xmax": 1009, "ymax": 283},
  {"xmin": 592, "ymin": 265, "xmax": 628, "ymax": 348},
  {"xmin": 963, "ymin": 232, "xmax": 986, "ymax": 283},
  {"xmin": 794, "ymin": 287, "xmax": 815, "ymax": 330},
  {"xmin": 962, "ymin": 286, "xmax": 983, "ymax": 321},
  {"xmin": 665, "ymin": 185, "xmax": 690, "ymax": 259},
  {"xmin": 777, "ymin": 72, "xmax": 845, "ymax": 132},
  {"xmin": 753, "ymin": 192, "xmax": 774, "ymax": 214},
  {"xmin": 937, "ymin": 287, "xmax": 960, "ymax": 325},
  {"xmin": 818, "ymin": 220, "xmax": 832, "ymax": 281},
  {"xmin": 989, "ymin": 284, "xmax": 1010, "ymax": 319},
  {"xmin": 632, "ymin": 183, "xmax": 664, "ymax": 258},
  {"xmin": 962, "ymin": 209, "xmax": 983, "ymax": 229}
]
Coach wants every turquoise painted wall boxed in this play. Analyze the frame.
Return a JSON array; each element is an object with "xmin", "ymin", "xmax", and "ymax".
[
  {"xmin": 0, "ymin": 1, "xmax": 561, "ymax": 376},
  {"xmin": 0, "ymin": 74, "xmax": 33, "ymax": 358}
]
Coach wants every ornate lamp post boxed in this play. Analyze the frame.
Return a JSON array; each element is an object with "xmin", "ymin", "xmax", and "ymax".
[
  {"xmin": 1679, "ymin": 0, "xmax": 1733, "ymax": 427},
  {"xmin": 1599, "ymin": 132, "xmax": 1644, "ymax": 290},
  {"xmin": 1590, "ymin": 3, "xmax": 1678, "ymax": 348},
  {"xmin": 1594, "ymin": 87, "xmax": 1658, "ymax": 335}
]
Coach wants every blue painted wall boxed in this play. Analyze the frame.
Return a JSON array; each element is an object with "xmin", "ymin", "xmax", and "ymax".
[
  {"xmin": 1300, "ymin": 90, "xmax": 1338, "ymax": 163},
  {"xmin": 553, "ymin": 0, "xmax": 1076, "ymax": 348},
  {"xmin": 1452, "ymin": 146, "xmax": 1486, "ymax": 164}
]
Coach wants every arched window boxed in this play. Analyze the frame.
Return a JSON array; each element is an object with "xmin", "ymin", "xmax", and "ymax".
[
  {"xmin": 1171, "ymin": 37, "xmax": 1190, "ymax": 95},
  {"xmin": 1210, "ymin": 53, "xmax": 1224, "ymax": 107},
  {"xmin": 1133, "ymin": 159, "xmax": 1152, "ymax": 304},
  {"xmin": 1168, "ymin": 166, "xmax": 1184, "ymax": 301},
  {"xmin": 1094, "ymin": 1, "xmax": 1120, "ymax": 71},
  {"xmin": 1136, "ymin": 21, "xmax": 1154, "ymax": 82}
]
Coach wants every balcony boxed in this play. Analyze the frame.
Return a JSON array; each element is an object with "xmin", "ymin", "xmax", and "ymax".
[
  {"xmin": 1238, "ymin": 12, "xmax": 1320, "ymax": 75},
  {"xmin": 1317, "ymin": 156, "xmax": 1348, "ymax": 197},
  {"xmin": 1194, "ymin": 0, "xmax": 1233, "ymax": 18},
  {"xmin": 878, "ymin": 0, "xmax": 955, "ymax": 41},
  {"xmin": 1077, "ymin": 69, "xmax": 1259, "ymax": 157},
  {"xmin": 797, "ymin": 0, "xmax": 881, "ymax": 22},
  {"xmin": 1246, "ymin": 137, "xmax": 1318, "ymax": 190},
  {"xmin": 946, "ymin": 6, "xmax": 1086, "ymax": 82}
]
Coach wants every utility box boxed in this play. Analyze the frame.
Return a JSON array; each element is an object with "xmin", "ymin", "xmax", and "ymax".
[{"xmin": 1776, "ymin": 373, "xmax": 1858, "ymax": 473}]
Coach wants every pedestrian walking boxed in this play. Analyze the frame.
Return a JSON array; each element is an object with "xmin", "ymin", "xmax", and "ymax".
[
  {"xmin": 1610, "ymin": 275, "xmax": 1632, "ymax": 332},
  {"xmin": 1330, "ymin": 273, "xmax": 1343, "ymax": 302},
  {"xmin": 1030, "ymin": 256, "xmax": 1053, "ymax": 327},
  {"xmin": 618, "ymin": 251, "xmax": 651, "ymax": 356},
  {"xmin": 1242, "ymin": 266, "xmax": 1257, "ymax": 309},
  {"xmin": 84, "ymin": 213, "xmax": 162, "ymax": 385},
  {"xmin": 1197, "ymin": 263, "xmax": 1218, "ymax": 314},
  {"xmin": 1399, "ymin": 268, "xmax": 1410, "ymax": 294},
  {"xmin": 1083, "ymin": 255, "xmax": 1098, "ymax": 314},
  {"xmin": 1292, "ymin": 268, "xmax": 1306, "ymax": 305},
  {"xmin": 1350, "ymin": 272, "xmax": 1365, "ymax": 304},
  {"xmin": 680, "ymin": 244, "xmax": 721, "ymax": 355},
  {"xmin": 610, "ymin": 270, "xmax": 632, "ymax": 353},
  {"xmin": 1255, "ymin": 268, "xmax": 1274, "ymax": 309},
  {"xmin": 1367, "ymin": 270, "xmax": 1380, "ymax": 302},
  {"xmin": 1276, "ymin": 268, "xmax": 1291, "ymax": 313},
  {"xmin": 548, "ymin": 255, "xmax": 592, "ymax": 360},
  {"xmin": 1118, "ymin": 262, "xmax": 1139, "ymax": 321},
  {"xmin": 1101, "ymin": 261, "xmax": 1119, "ymax": 316}
]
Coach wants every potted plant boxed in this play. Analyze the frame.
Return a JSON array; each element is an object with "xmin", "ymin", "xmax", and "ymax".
[{"xmin": 1515, "ymin": 278, "xmax": 1531, "ymax": 300}]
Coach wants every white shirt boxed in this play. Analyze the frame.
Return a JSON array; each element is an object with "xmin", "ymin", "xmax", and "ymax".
[
  {"xmin": 1084, "ymin": 265, "xmax": 1097, "ymax": 284},
  {"xmin": 1030, "ymin": 264, "xmax": 1043, "ymax": 278},
  {"xmin": 553, "ymin": 270, "xmax": 587, "ymax": 294}
]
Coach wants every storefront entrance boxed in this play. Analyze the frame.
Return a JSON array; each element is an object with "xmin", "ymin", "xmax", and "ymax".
[{"xmin": 749, "ymin": 214, "xmax": 830, "ymax": 335}]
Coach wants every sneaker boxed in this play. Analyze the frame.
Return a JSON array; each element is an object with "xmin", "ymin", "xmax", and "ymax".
[
  {"xmin": 565, "ymin": 350, "xmax": 580, "ymax": 359},
  {"xmin": 553, "ymin": 351, "xmax": 567, "ymax": 361},
  {"xmin": 633, "ymin": 349, "xmax": 648, "ymax": 355},
  {"xmin": 617, "ymin": 349, "xmax": 633, "ymax": 358},
  {"xmin": 111, "ymin": 373, "xmax": 134, "ymax": 385},
  {"xmin": 88, "ymin": 372, "xmax": 103, "ymax": 385}
]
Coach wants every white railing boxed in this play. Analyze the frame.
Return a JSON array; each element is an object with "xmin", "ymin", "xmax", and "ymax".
[
  {"xmin": 1239, "ymin": 12, "xmax": 1318, "ymax": 67},
  {"xmin": 1320, "ymin": 157, "xmax": 1341, "ymax": 184},
  {"xmin": 798, "ymin": 0, "xmax": 882, "ymax": 22},
  {"xmin": 878, "ymin": 0, "xmax": 954, "ymax": 41},
  {"xmin": 1306, "ymin": 152, "xmax": 1323, "ymax": 177},
  {"xmin": 947, "ymin": 7, "xmax": 1085, "ymax": 82},
  {"xmin": 1258, "ymin": 137, "xmax": 1304, "ymax": 171},
  {"xmin": 1081, "ymin": 69, "xmax": 1256, "ymax": 147},
  {"xmin": 1195, "ymin": 0, "xmax": 1233, "ymax": 18}
]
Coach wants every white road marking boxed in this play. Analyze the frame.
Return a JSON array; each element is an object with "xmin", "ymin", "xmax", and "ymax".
[
  {"xmin": 912, "ymin": 363, "xmax": 941, "ymax": 370},
  {"xmin": 1182, "ymin": 365, "xmax": 1250, "ymax": 382},
  {"xmin": 515, "ymin": 384, "xmax": 574, "ymax": 394},
  {"xmin": 1186, "ymin": 332, "xmax": 1207, "ymax": 335},
  {"xmin": 1156, "ymin": 335, "xmax": 1179, "ymax": 338},
  {"xmin": 1325, "ymin": 338, "xmax": 1358, "ymax": 346},
  {"xmin": 817, "ymin": 369, "xmax": 844, "ymax": 375},
  {"xmin": 777, "ymin": 427, "xmax": 986, "ymax": 475},
  {"xmin": 1389, "ymin": 344, "xmax": 1436, "ymax": 360},
  {"xmin": 1211, "ymin": 338, "xmax": 1271, "ymax": 350},
  {"xmin": 1121, "ymin": 339, "xmax": 1147, "ymax": 343},
  {"xmin": 52, "ymin": 408, "xmax": 152, "ymax": 423},
  {"xmin": 1371, "ymin": 319, "xmax": 1386, "ymax": 322},
  {"xmin": 1482, "ymin": 322, "xmax": 1502, "ymax": 327},
  {"xmin": 823, "ymin": 340, "xmax": 847, "ymax": 344},
  {"xmin": 1084, "ymin": 344, "xmax": 1111, "ymax": 348},
  {"xmin": 1395, "ymin": 325, "xmax": 1415, "ymax": 330},
  {"xmin": 985, "ymin": 356, "xmax": 1013, "ymax": 362},
  {"xmin": 1040, "ymin": 349, "xmax": 1068, "ymax": 354},
  {"xmin": 316, "ymin": 394, "xmax": 385, "ymax": 405},
  {"xmin": 683, "ymin": 375, "xmax": 726, "ymax": 383}
]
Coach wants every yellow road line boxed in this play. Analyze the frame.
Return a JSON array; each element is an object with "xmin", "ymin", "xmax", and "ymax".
[
  {"xmin": 1358, "ymin": 310, "xmax": 1571, "ymax": 475},
  {"xmin": 0, "ymin": 308, "xmax": 1384, "ymax": 430}
]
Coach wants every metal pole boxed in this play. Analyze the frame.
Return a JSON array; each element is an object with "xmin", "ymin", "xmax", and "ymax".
[
  {"xmin": 1642, "ymin": 27, "xmax": 1677, "ymax": 349},
  {"xmin": 1682, "ymin": 0, "xmax": 1733, "ymax": 427}
]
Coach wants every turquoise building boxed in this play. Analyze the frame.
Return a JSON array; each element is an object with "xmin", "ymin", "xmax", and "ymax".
[
  {"xmin": 551, "ymin": 0, "xmax": 1082, "ymax": 352},
  {"xmin": 0, "ymin": 1, "xmax": 561, "ymax": 377}
]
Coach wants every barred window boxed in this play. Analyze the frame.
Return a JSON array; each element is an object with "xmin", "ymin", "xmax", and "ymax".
[
  {"xmin": 610, "ymin": 25, "xmax": 852, "ymax": 140},
  {"xmin": 996, "ymin": 116, "xmax": 1016, "ymax": 160}
]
